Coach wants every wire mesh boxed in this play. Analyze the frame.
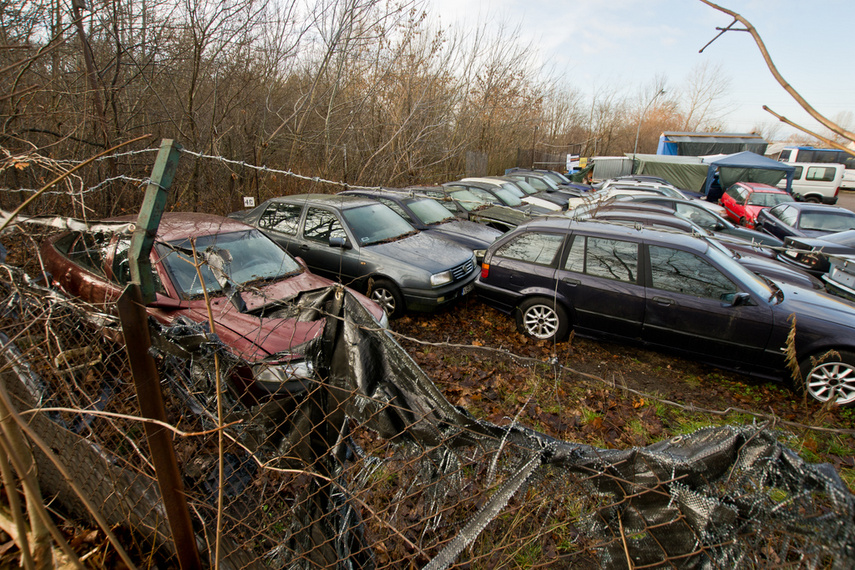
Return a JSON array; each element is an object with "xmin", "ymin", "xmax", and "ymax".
[{"xmin": 1, "ymin": 246, "xmax": 854, "ymax": 568}]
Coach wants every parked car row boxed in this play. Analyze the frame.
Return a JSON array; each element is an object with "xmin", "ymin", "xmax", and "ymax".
[{"xmin": 39, "ymin": 167, "xmax": 855, "ymax": 408}]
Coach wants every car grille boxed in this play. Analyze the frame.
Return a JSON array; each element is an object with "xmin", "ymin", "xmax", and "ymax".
[{"xmin": 452, "ymin": 258, "xmax": 475, "ymax": 281}]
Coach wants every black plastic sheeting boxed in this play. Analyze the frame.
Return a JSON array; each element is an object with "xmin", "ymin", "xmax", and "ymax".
[{"xmin": 153, "ymin": 285, "xmax": 855, "ymax": 569}]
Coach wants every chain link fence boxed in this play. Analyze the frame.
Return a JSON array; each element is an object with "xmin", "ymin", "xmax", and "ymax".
[{"xmin": 1, "ymin": 243, "xmax": 854, "ymax": 568}]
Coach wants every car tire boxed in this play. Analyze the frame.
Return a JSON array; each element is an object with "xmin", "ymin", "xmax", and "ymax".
[
  {"xmin": 799, "ymin": 350, "xmax": 855, "ymax": 407},
  {"xmin": 805, "ymin": 196, "xmax": 821, "ymax": 203},
  {"xmin": 368, "ymin": 278, "xmax": 405, "ymax": 319},
  {"xmin": 515, "ymin": 297, "xmax": 569, "ymax": 342},
  {"xmin": 738, "ymin": 216, "xmax": 747, "ymax": 226}
]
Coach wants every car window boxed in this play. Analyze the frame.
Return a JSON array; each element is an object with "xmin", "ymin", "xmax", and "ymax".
[
  {"xmin": 798, "ymin": 211, "xmax": 855, "ymax": 232},
  {"xmin": 304, "ymin": 208, "xmax": 347, "ymax": 242},
  {"xmin": 376, "ymin": 197, "xmax": 412, "ymax": 223},
  {"xmin": 341, "ymin": 203, "xmax": 415, "ymax": 244},
  {"xmin": 773, "ymin": 205, "xmax": 798, "ymax": 226},
  {"xmin": 564, "ymin": 235, "xmax": 638, "ymax": 283},
  {"xmin": 447, "ymin": 189, "xmax": 486, "ymax": 212},
  {"xmin": 649, "ymin": 245, "xmax": 737, "ymax": 300},
  {"xmin": 725, "ymin": 186, "xmax": 745, "ymax": 204},
  {"xmin": 493, "ymin": 188, "xmax": 523, "ymax": 206},
  {"xmin": 259, "ymin": 202, "xmax": 303, "ymax": 235},
  {"xmin": 56, "ymin": 231, "xmax": 111, "ymax": 277},
  {"xmin": 747, "ymin": 192, "xmax": 793, "ymax": 207},
  {"xmin": 406, "ymin": 198, "xmax": 455, "ymax": 225},
  {"xmin": 806, "ymin": 166, "xmax": 836, "ymax": 181},
  {"xmin": 674, "ymin": 203, "xmax": 717, "ymax": 228},
  {"xmin": 495, "ymin": 232, "xmax": 564, "ymax": 265}
]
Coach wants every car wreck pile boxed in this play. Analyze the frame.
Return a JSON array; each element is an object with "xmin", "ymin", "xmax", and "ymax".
[{"xmin": 1, "ymin": 249, "xmax": 853, "ymax": 567}]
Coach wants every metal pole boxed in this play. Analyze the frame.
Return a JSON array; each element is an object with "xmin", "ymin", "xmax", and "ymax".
[{"xmin": 121, "ymin": 139, "xmax": 202, "ymax": 569}]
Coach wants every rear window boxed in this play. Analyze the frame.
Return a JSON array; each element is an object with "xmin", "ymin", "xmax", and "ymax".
[{"xmin": 495, "ymin": 232, "xmax": 564, "ymax": 265}]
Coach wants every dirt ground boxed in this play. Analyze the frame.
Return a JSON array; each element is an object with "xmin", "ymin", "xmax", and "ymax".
[{"xmin": 390, "ymin": 294, "xmax": 855, "ymax": 483}]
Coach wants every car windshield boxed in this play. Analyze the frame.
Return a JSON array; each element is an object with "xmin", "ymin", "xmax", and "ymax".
[
  {"xmin": 448, "ymin": 189, "xmax": 489, "ymax": 212},
  {"xmin": 546, "ymin": 172, "xmax": 571, "ymax": 184},
  {"xmin": 341, "ymin": 203, "xmax": 415, "ymax": 244},
  {"xmin": 161, "ymin": 229, "xmax": 301, "ymax": 299},
  {"xmin": 493, "ymin": 188, "xmax": 523, "ymax": 206},
  {"xmin": 406, "ymin": 198, "xmax": 455, "ymax": 225},
  {"xmin": 498, "ymin": 183, "xmax": 525, "ymax": 198},
  {"xmin": 747, "ymin": 192, "xmax": 793, "ymax": 207},
  {"xmin": 511, "ymin": 180, "xmax": 539, "ymax": 195},
  {"xmin": 798, "ymin": 211, "xmax": 855, "ymax": 232}
]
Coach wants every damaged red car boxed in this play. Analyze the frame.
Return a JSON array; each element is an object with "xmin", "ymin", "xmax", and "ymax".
[{"xmin": 40, "ymin": 212, "xmax": 387, "ymax": 403}]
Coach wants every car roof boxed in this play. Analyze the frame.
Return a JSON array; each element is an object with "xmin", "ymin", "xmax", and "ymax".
[
  {"xmin": 513, "ymin": 217, "xmax": 709, "ymax": 251},
  {"xmin": 100, "ymin": 212, "xmax": 255, "ymax": 242},
  {"xmin": 271, "ymin": 193, "xmax": 376, "ymax": 210},
  {"xmin": 735, "ymin": 182, "xmax": 784, "ymax": 193},
  {"xmin": 780, "ymin": 202, "xmax": 854, "ymax": 213}
]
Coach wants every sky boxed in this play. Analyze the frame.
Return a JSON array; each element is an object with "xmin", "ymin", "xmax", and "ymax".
[{"xmin": 426, "ymin": 0, "xmax": 854, "ymax": 141}]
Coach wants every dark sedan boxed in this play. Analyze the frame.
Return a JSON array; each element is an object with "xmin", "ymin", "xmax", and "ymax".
[
  {"xmin": 476, "ymin": 217, "xmax": 855, "ymax": 406},
  {"xmin": 339, "ymin": 189, "xmax": 502, "ymax": 251},
  {"xmin": 40, "ymin": 213, "xmax": 386, "ymax": 404},
  {"xmin": 756, "ymin": 202, "xmax": 855, "ymax": 241},
  {"xmin": 230, "ymin": 194, "xmax": 478, "ymax": 318}
]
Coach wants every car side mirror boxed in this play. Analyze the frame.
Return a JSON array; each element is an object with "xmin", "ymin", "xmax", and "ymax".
[
  {"xmin": 329, "ymin": 236, "xmax": 351, "ymax": 249},
  {"xmin": 722, "ymin": 291, "xmax": 752, "ymax": 307}
]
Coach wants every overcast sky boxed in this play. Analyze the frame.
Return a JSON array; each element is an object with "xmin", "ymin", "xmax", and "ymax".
[{"xmin": 426, "ymin": 0, "xmax": 854, "ymax": 139}]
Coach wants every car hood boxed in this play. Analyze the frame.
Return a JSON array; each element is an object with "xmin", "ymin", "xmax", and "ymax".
[
  {"xmin": 367, "ymin": 231, "xmax": 474, "ymax": 272},
  {"xmin": 180, "ymin": 298, "xmax": 325, "ymax": 362},
  {"xmin": 724, "ymin": 226, "xmax": 782, "ymax": 246},
  {"xmin": 738, "ymin": 255, "xmax": 823, "ymax": 290},
  {"xmin": 432, "ymin": 220, "xmax": 502, "ymax": 248},
  {"xmin": 777, "ymin": 284, "xmax": 855, "ymax": 327},
  {"xmin": 249, "ymin": 271, "xmax": 385, "ymax": 322},
  {"xmin": 471, "ymin": 205, "xmax": 530, "ymax": 226}
]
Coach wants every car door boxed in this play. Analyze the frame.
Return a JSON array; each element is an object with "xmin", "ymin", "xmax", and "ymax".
[
  {"xmin": 554, "ymin": 233, "xmax": 645, "ymax": 339},
  {"xmin": 288, "ymin": 205, "xmax": 362, "ymax": 284},
  {"xmin": 758, "ymin": 204, "xmax": 798, "ymax": 240},
  {"xmin": 641, "ymin": 244, "xmax": 773, "ymax": 369}
]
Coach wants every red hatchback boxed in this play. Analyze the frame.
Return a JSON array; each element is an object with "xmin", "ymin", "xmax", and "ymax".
[
  {"xmin": 720, "ymin": 182, "xmax": 794, "ymax": 229},
  {"xmin": 40, "ymin": 212, "xmax": 386, "ymax": 403}
]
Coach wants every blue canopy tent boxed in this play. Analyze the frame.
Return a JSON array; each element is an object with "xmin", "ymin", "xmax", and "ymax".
[{"xmin": 702, "ymin": 151, "xmax": 796, "ymax": 196}]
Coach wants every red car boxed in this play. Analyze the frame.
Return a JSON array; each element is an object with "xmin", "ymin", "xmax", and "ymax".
[
  {"xmin": 720, "ymin": 182, "xmax": 794, "ymax": 229},
  {"xmin": 40, "ymin": 212, "xmax": 386, "ymax": 403}
]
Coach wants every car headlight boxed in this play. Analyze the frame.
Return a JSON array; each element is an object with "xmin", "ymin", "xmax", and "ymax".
[
  {"xmin": 252, "ymin": 359, "xmax": 315, "ymax": 395},
  {"xmin": 430, "ymin": 270, "xmax": 453, "ymax": 287}
]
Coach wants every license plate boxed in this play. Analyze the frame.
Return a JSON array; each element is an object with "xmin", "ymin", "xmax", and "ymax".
[
  {"xmin": 831, "ymin": 266, "xmax": 855, "ymax": 288},
  {"xmin": 462, "ymin": 282, "xmax": 475, "ymax": 295}
]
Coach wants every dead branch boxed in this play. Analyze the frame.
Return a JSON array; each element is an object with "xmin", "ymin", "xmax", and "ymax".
[{"xmin": 699, "ymin": 0, "xmax": 855, "ymax": 143}]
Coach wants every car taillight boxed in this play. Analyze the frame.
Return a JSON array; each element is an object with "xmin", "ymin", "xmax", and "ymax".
[
  {"xmin": 835, "ymin": 187, "xmax": 840, "ymax": 197},
  {"xmin": 481, "ymin": 263, "xmax": 489, "ymax": 278}
]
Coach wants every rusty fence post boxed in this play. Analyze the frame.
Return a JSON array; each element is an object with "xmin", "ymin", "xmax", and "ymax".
[{"xmin": 118, "ymin": 140, "xmax": 202, "ymax": 569}]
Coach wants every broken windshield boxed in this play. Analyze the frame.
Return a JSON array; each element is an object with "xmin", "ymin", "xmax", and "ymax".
[{"xmin": 161, "ymin": 229, "xmax": 302, "ymax": 299}]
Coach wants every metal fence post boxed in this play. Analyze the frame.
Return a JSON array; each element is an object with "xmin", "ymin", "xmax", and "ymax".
[{"xmin": 118, "ymin": 139, "xmax": 202, "ymax": 569}]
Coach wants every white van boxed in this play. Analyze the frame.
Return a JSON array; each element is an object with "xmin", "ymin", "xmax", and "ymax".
[{"xmin": 778, "ymin": 162, "xmax": 843, "ymax": 204}]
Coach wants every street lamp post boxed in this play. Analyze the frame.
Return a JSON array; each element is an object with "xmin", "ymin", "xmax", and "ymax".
[{"xmin": 633, "ymin": 89, "xmax": 665, "ymax": 157}]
